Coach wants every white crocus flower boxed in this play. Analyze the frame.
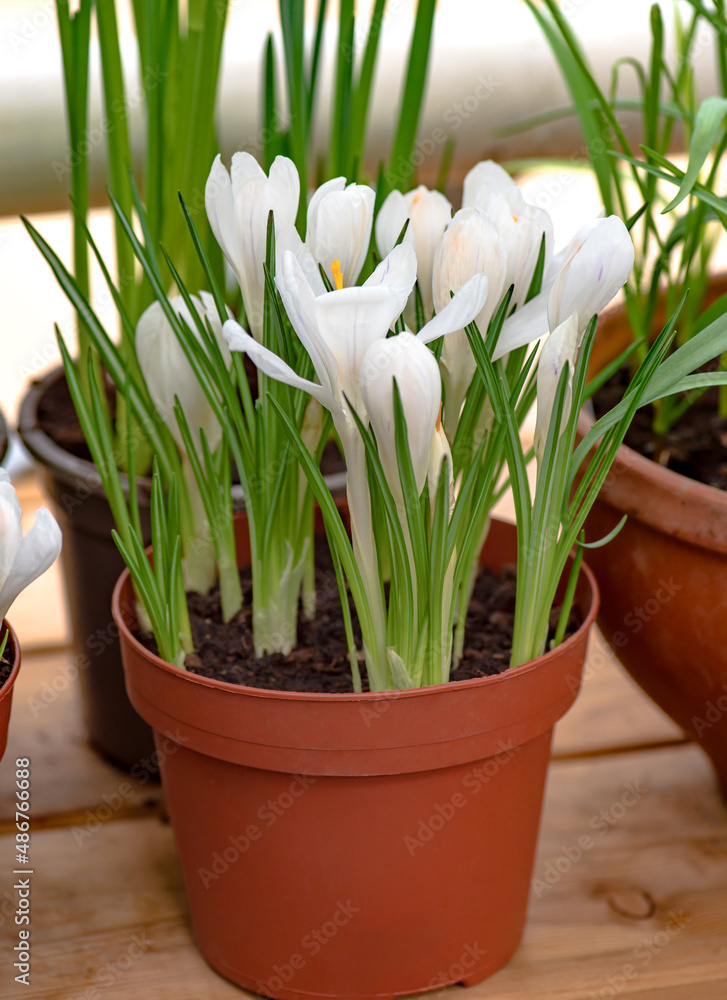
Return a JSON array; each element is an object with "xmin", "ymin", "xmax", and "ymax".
[
  {"xmin": 305, "ymin": 177, "xmax": 375, "ymax": 289},
  {"xmin": 359, "ymin": 332, "xmax": 442, "ymax": 504},
  {"xmin": 463, "ymin": 159, "xmax": 554, "ymax": 311},
  {"xmin": 205, "ymin": 153, "xmax": 300, "ymax": 340},
  {"xmin": 136, "ymin": 292, "xmax": 232, "ymax": 596},
  {"xmin": 224, "ymin": 243, "xmax": 487, "ymax": 688},
  {"xmin": 432, "ymin": 208, "xmax": 507, "ymax": 440},
  {"xmin": 375, "ymin": 185, "xmax": 453, "ymax": 325},
  {"xmin": 533, "ymin": 313, "xmax": 579, "ymax": 470},
  {"xmin": 223, "ymin": 242, "xmax": 487, "ymax": 435},
  {"xmin": 136, "ymin": 292, "xmax": 231, "ymax": 453},
  {"xmin": 495, "ymin": 215, "xmax": 635, "ymax": 361},
  {"xmin": 0, "ymin": 470, "xmax": 61, "ymax": 622}
]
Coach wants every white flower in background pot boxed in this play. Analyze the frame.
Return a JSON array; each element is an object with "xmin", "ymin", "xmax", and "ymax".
[
  {"xmin": 0, "ymin": 469, "xmax": 61, "ymax": 622},
  {"xmin": 375, "ymin": 185, "xmax": 453, "ymax": 325},
  {"xmin": 136, "ymin": 292, "xmax": 232, "ymax": 595},
  {"xmin": 205, "ymin": 153, "xmax": 300, "ymax": 340},
  {"xmin": 432, "ymin": 207, "xmax": 507, "ymax": 440},
  {"xmin": 135, "ymin": 292, "xmax": 231, "ymax": 453}
]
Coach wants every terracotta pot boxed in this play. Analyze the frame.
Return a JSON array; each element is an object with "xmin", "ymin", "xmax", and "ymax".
[
  {"xmin": 113, "ymin": 514, "xmax": 598, "ymax": 1000},
  {"xmin": 580, "ymin": 293, "xmax": 727, "ymax": 796},
  {"xmin": 18, "ymin": 367, "xmax": 156, "ymax": 769},
  {"xmin": 0, "ymin": 622, "xmax": 22, "ymax": 763}
]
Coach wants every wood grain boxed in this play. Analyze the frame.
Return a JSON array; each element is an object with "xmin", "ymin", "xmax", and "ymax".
[{"xmin": 1, "ymin": 745, "xmax": 725, "ymax": 999}]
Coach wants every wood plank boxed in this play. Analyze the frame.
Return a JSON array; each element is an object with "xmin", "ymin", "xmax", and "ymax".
[
  {"xmin": 0, "ymin": 651, "xmax": 163, "ymax": 829},
  {"xmin": 0, "ymin": 744, "xmax": 725, "ymax": 999}
]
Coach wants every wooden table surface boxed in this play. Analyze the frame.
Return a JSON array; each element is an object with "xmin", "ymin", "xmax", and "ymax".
[{"xmin": 1, "ymin": 475, "xmax": 726, "ymax": 1000}]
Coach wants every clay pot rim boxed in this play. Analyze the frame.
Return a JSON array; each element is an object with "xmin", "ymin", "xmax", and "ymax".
[
  {"xmin": 578, "ymin": 406, "xmax": 727, "ymax": 513},
  {"xmin": 111, "ymin": 516, "xmax": 599, "ymax": 705},
  {"xmin": 0, "ymin": 620, "xmax": 22, "ymax": 705},
  {"xmin": 581, "ymin": 287, "xmax": 727, "ymax": 551},
  {"xmin": 18, "ymin": 366, "xmax": 143, "ymax": 495}
]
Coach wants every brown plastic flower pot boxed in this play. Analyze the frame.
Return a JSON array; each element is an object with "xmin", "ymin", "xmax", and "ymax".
[
  {"xmin": 580, "ymin": 295, "xmax": 727, "ymax": 797},
  {"xmin": 0, "ymin": 622, "xmax": 22, "ymax": 763},
  {"xmin": 18, "ymin": 367, "xmax": 156, "ymax": 769},
  {"xmin": 113, "ymin": 514, "xmax": 598, "ymax": 1000}
]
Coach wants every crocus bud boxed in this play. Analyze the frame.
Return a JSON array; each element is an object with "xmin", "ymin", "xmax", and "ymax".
[
  {"xmin": 433, "ymin": 208, "xmax": 507, "ymax": 439},
  {"xmin": 427, "ymin": 411, "xmax": 454, "ymax": 515},
  {"xmin": 305, "ymin": 178, "xmax": 375, "ymax": 289},
  {"xmin": 495, "ymin": 214, "xmax": 635, "ymax": 361},
  {"xmin": 376, "ymin": 186, "xmax": 453, "ymax": 324},
  {"xmin": 360, "ymin": 332, "xmax": 442, "ymax": 502},
  {"xmin": 205, "ymin": 153, "xmax": 300, "ymax": 339},
  {"xmin": 534, "ymin": 313, "xmax": 579, "ymax": 468},
  {"xmin": 0, "ymin": 470, "xmax": 61, "ymax": 622},
  {"xmin": 136, "ymin": 292, "xmax": 231, "ymax": 454},
  {"xmin": 548, "ymin": 215, "xmax": 635, "ymax": 334},
  {"xmin": 463, "ymin": 159, "xmax": 554, "ymax": 311}
]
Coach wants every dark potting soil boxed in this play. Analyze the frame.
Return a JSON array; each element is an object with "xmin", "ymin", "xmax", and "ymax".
[
  {"xmin": 0, "ymin": 642, "xmax": 13, "ymax": 691},
  {"xmin": 37, "ymin": 367, "xmax": 345, "ymax": 476},
  {"xmin": 135, "ymin": 537, "xmax": 581, "ymax": 693},
  {"xmin": 594, "ymin": 365, "xmax": 727, "ymax": 490}
]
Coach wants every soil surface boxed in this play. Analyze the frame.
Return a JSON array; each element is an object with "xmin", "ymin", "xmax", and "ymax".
[
  {"xmin": 135, "ymin": 537, "xmax": 581, "ymax": 693},
  {"xmin": 0, "ymin": 642, "xmax": 13, "ymax": 691},
  {"xmin": 594, "ymin": 366, "xmax": 727, "ymax": 490}
]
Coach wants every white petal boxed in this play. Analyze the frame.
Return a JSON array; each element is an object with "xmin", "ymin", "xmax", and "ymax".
[
  {"xmin": 268, "ymin": 155, "xmax": 301, "ymax": 228},
  {"xmin": 363, "ymin": 242, "xmax": 417, "ymax": 318},
  {"xmin": 276, "ymin": 224, "xmax": 327, "ymax": 296},
  {"xmin": 375, "ymin": 190, "xmax": 410, "ymax": 260},
  {"xmin": 418, "ymin": 274, "xmax": 489, "ymax": 344},
  {"xmin": 307, "ymin": 183, "xmax": 375, "ymax": 287},
  {"xmin": 276, "ymin": 251, "xmax": 339, "ymax": 393},
  {"xmin": 314, "ymin": 285, "xmax": 402, "ymax": 410},
  {"xmin": 136, "ymin": 295, "xmax": 224, "ymax": 452},
  {"xmin": 223, "ymin": 319, "xmax": 336, "ymax": 411},
  {"xmin": 405, "ymin": 186, "xmax": 453, "ymax": 319},
  {"xmin": 548, "ymin": 215, "xmax": 634, "ymax": 334},
  {"xmin": 360, "ymin": 332, "xmax": 441, "ymax": 497},
  {"xmin": 230, "ymin": 151, "xmax": 265, "ymax": 196},
  {"xmin": 493, "ymin": 291, "xmax": 549, "ymax": 361},
  {"xmin": 205, "ymin": 156, "xmax": 245, "ymax": 281},
  {"xmin": 0, "ymin": 507, "xmax": 61, "ymax": 621},
  {"xmin": 0, "ymin": 480, "xmax": 23, "ymax": 594},
  {"xmin": 433, "ymin": 208, "xmax": 507, "ymax": 333},
  {"xmin": 462, "ymin": 160, "xmax": 520, "ymax": 210}
]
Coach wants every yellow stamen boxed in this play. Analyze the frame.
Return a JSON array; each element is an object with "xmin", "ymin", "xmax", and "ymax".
[
  {"xmin": 331, "ymin": 260, "xmax": 343, "ymax": 291},
  {"xmin": 436, "ymin": 401, "xmax": 443, "ymax": 433}
]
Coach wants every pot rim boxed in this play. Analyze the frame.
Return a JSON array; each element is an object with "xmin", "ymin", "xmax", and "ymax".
[
  {"xmin": 581, "ymin": 285, "xmax": 727, "ymax": 551},
  {"xmin": 112, "ymin": 516, "xmax": 599, "ymax": 705},
  {"xmin": 0, "ymin": 620, "xmax": 22, "ymax": 705},
  {"xmin": 18, "ymin": 366, "xmax": 140, "ymax": 492},
  {"xmin": 578, "ymin": 406, "xmax": 727, "ymax": 513}
]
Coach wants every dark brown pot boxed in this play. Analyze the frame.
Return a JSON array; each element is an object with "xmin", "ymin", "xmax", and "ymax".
[
  {"xmin": 580, "ymin": 297, "xmax": 727, "ymax": 796},
  {"xmin": 18, "ymin": 367, "xmax": 155, "ymax": 769},
  {"xmin": 113, "ymin": 514, "xmax": 598, "ymax": 1000},
  {"xmin": 0, "ymin": 622, "xmax": 22, "ymax": 763}
]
